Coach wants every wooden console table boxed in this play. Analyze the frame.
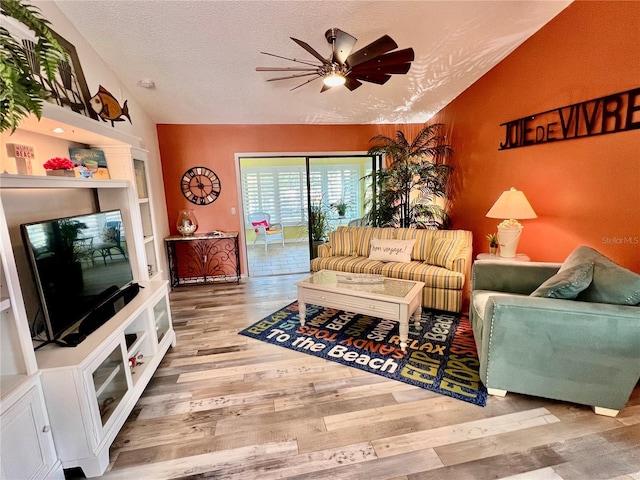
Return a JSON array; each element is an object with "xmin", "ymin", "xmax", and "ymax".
[{"xmin": 165, "ymin": 232, "xmax": 240, "ymax": 287}]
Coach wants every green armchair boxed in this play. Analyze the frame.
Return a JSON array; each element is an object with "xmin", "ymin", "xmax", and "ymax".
[{"xmin": 470, "ymin": 258, "xmax": 640, "ymax": 416}]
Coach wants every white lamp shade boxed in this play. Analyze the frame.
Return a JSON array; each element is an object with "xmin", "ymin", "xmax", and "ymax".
[{"xmin": 486, "ymin": 187, "xmax": 537, "ymax": 219}]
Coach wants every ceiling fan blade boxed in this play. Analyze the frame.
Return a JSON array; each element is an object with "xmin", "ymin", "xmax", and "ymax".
[
  {"xmin": 260, "ymin": 51, "xmax": 321, "ymax": 67},
  {"xmin": 344, "ymin": 76, "xmax": 362, "ymax": 91},
  {"xmin": 351, "ymin": 63, "xmax": 412, "ymax": 75},
  {"xmin": 290, "ymin": 37, "xmax": 330, "ymax": 65},
  {"xmin": 256, "ymin": 67, "xmax": 319, "ymax": 72},
  {"xmin": 350, "ymin": 48, "xmax": 414, "ymax": 71},
  {"xmin": 290, "ymin": 76, "xmax": 322, "ymax": 91},
  {"xmin": 332, "ymin": 28, "xmax": 357, "ymax": 64},
  {"xmin": 266, "ymin": 72, "xmax": 320, "ymax": 82},
  {"xmin": 345, "ymin": 35, "xmax": 398, "ymax": 68},
  {"xmin": 352, "ymin": 73, "xmax": 392, "ymax": 85}
]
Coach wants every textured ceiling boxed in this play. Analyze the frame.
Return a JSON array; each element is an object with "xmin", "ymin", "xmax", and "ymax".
[{"xmin": 54, "ymin": 0, "xmax": 572, "ymax": 125}]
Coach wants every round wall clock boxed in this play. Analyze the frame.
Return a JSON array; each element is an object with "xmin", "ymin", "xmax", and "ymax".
[{"xmin": 180, "ymin": 167, "xmax": 221, "ymax": 205}]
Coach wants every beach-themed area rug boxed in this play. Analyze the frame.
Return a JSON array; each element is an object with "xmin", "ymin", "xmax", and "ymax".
[{"xmin": 239, "ymin": 301, "xmax": 487, "ymax": 406}]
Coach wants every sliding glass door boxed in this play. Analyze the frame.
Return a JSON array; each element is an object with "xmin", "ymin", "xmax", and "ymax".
[{"xmin": 239, "ymin": 154, "xmax": 379, "ymax": 276}]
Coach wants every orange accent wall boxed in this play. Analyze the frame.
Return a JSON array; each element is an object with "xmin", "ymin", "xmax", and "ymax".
[
  {"xmin": 157, "ymin": 124, "xmax": 394, "ymax": 234},
  {"xmin": 158, "ymin": 1, "xmax": 639, "ymax": 273},
  {"xmin": 434, "ymin": 0, "xmax": 640, "ymax": 271}
]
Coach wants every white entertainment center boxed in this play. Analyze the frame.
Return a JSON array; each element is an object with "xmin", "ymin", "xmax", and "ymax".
[{"xmin": 0, "ymin": 105, "xmax": 175, "ymax": 479}]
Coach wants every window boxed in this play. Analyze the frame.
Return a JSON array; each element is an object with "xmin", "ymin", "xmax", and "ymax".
[
  {"xmin": 241, "ymin": 162, "xmax": 364, "ymax": 226},
  {"xmin": 242, "ymin": 166, "xmax": 306, "ymax": 226}
]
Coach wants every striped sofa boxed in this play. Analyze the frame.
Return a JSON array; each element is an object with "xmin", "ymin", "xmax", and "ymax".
[{"xmin": 310, "ymin": 226, "xmax": 473, "ymax": 313}]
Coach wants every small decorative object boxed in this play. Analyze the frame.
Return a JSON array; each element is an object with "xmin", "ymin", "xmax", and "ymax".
[
  {"xmin": 77, "ymin": 160, "xmax": 99, "ymax": 178},
  {"xmin": 180, "ymin": 167, "xmax": 221, "ymax": 205},
  {"xmin": 6, "ymin": 143, "xmax": 35, "ymax": 175},
  {"xmin": 486, "ymin": 233, "xmax": 499, "ymax": 255},
  {"xmin": 90, "ymin": 85, "xmax": 131, "ymax": 126},
  {"xmin": 129, "ymin": 353, "xmax": 144, "ymax": 372},
  {"xmin": 177, "ymin": 209, "xmax": 198, "ymax": 236},
  {"xmin": 331, "ymin": 199, "xmax": 348, "ymax": 217},
  {"xmin": 43, "ymin": 157, "xmax": 76, "ymax": 177}
]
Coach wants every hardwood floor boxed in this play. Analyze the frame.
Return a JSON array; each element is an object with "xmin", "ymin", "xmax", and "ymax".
[{"xmin": 88, "ymin": 275, "xmax": 639, "ymax": 479}]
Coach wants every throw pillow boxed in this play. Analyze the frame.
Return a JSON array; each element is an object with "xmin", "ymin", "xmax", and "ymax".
[
  {"xmin": 425, "ymin": 237, "xmax": 463, "ymax": 270},
  {"xmin": 396, "ymin": 228, "xmax": 434, "ymax": 262},
  {"xmin": 328, "ymin": 230, "xmax": 356, "ymax": 256},
  {"xmin": 251, "ymin": 220, "xmax": 269, "ymax": 233},
  {"xmin": 102, "ymin": 227, "xmax": 118, "ymax": 243},
  {"xmin": 368, "ymin": 238, "xmax": 415, "ymax": 263},
  {"xmin": 530, "ymin": 262, "xmax": 594, "ymax": 299},
  {"xmin": 560, "ymin": 246, "xmax": 640, "ymax": 305}
]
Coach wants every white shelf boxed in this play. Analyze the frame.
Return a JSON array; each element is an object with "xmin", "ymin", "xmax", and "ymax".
[
  {"xmin": 94, "ymin": 363, "xmax": 122, "ymax": 398},
  {"xmin": 0, "ymin": 173, "xmax": 130, "ymax": 189},
  {"xmin": 138, "ymin": 198, "xmax": 150, "ymax": 205},
  {"xmin": 149, "ymin": 271, "xmax": 163, "ymax": 282},
  {"xmin": 126, "ymin": 331, "xmax": 147, "ymax": 357},
  {"xmin": 144, "ymin": 235, "xmax": 155, "ymax": 244},
  {"xmin": 18, "ymin": 103, "xmax": 141, "ymax": 148},
  {"xmin": 0, "ymin": 297, "xmax": 10, "ymax": 312}
]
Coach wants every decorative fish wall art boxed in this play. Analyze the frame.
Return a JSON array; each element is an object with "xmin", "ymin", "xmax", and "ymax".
[{"xmin": 90, "ymin": 85, "xmax": 132, "ymax": 126}]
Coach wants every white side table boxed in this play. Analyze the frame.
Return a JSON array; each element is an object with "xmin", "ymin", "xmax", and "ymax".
[{"xmin": 476, "ymin": 253, "xmax": 530, "ymax": 262}]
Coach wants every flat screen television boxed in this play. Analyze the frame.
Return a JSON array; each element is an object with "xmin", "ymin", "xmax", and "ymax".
[{"xmin": 22, "ymin": 210, "xmax": 136, "ymax": 346}]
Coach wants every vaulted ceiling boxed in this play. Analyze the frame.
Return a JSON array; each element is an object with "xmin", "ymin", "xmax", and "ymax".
[{"xmin": 54, "ymin": 1, "xmax": 572, "ymax": 125}]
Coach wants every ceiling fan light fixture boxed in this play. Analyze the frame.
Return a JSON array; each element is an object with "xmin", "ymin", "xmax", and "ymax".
[
  {"xmin": 257, "ymin": 28, "xmax": 413, "ymax": 92},
  {"xmin": 323, "ymin": 71, "xmax": 346, "ymax": 87}
]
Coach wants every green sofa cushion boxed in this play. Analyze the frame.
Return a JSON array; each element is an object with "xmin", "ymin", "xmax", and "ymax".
[
  {"xmin": 530, "ymin": 262, "xmax": 594, "ymax": 299},
  {"xmin": 561, "ymin": 246, "xmax": 640, "ymax": 305}
]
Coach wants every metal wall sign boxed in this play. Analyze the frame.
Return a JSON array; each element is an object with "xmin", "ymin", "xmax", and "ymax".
[{"xmin": 499, "ymin": 87, "xmax": 640, "ymax": 150}]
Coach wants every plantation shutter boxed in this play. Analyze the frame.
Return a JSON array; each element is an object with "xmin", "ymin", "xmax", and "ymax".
[{"xmin": 242, "ymin": 163, "xmax": 363, "ymax": 226}]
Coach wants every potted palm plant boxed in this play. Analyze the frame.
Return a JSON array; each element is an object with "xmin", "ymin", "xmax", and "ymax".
[
  {"xmin": 363, "ymin": 123, "xmax": 453, "ymax": 229},
  {"xmin": 309, "ymin": 199, "xmax": 330, "ymax": 259},
  {"xmin": 1, "ymin": 0, "xmax": 67, "ymax": 133}
]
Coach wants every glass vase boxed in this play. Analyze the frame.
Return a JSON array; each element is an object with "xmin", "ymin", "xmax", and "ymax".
[{"xmin": 176, "ymin": 209, "xmax": 198, "ymax": 236}]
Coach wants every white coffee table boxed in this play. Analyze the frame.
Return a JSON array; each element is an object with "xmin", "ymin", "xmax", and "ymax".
[{"xmin": 296, "ymin": 270, "xmax": 425, "ymax": 351}]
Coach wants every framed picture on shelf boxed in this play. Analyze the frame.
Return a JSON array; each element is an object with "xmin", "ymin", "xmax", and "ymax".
[{"xmin": 69, "ymin": 148, "xmax": 110, "ymax": 179}]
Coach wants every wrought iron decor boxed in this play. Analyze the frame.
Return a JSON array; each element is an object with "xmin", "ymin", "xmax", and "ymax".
[
  {"xmin": 499, "ymin": 87, "xmax": 640, "ymax": 150},
  {"xmin": 22, "ymin": 29, "xmax": 97, "ymax": 120}
]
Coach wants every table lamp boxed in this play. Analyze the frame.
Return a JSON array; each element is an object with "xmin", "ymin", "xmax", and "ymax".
[{"xmin": 486, "ymin": 187, "xmax": 537, "ymax": 258}]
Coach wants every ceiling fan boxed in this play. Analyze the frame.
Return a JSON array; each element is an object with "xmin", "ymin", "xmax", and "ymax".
[{"xmin": 256, "ymin": 28, "xmax": 415, "ymax": 92}]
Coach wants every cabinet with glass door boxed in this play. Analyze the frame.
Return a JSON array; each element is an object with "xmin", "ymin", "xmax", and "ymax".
[{"xmin": 133, "ymin": 154, "xmax": 162, "ymax": 281}]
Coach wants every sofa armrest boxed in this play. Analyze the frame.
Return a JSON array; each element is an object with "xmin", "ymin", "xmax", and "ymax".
[
  {"xmin": 451, "ymin": 244, "xmax": 473, "ymax": 274},
  {"xmin": 317, "ymin": 242, "xmax": 332, "ymax": 257},
  {"xmin": 473, "ymin": 261, "xmax": 562, "ymax": 295},
  {"xmin": 480, "ymin": 294, "xmax": 640, "ymax": 410},
  {"xmin": 486, "ymin": 293, "xmax": 639, "ymax": 320}
]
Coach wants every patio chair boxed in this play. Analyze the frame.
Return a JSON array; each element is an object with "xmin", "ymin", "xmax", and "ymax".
[
  {"xmin": 248, "ymin": 212, "xmax": 284, "ymax": 252},
  {"xmin": 92, "ymin": 221, "xmax": 127, "ymax": 265}
]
